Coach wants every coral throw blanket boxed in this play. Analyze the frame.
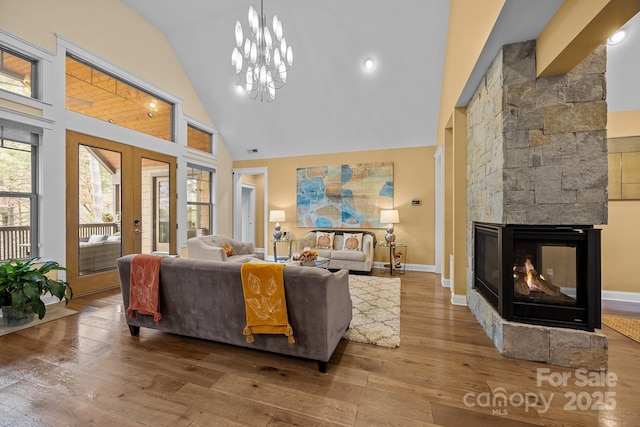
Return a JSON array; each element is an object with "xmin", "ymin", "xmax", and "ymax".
[
  {"xmin": 240, "ymin": 263, "xmax": 295, "ymax": 344},
  {"xmin": 127, "ymin": 254, "xmax": 163, "ymax": 324}
]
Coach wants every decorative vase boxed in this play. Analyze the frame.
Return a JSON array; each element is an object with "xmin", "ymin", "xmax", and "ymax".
[
  {"xmin": 300, "ymin": 259, "xmax": 316, "ymax": 267},
  {"xmin": 1, "ymin": 303, "xmax": 35, "ymax": 327}
]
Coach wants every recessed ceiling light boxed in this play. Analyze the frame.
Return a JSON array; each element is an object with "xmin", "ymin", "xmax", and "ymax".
[
  {"xmin": 235, "ymin": 84, "xmax": 245, "ymax": 95},
  {"xmin": 607, "ymin": 27, "xmax": 629, "ymax": 45},
  {"xmin": 363, "ymin": 57, "xmax": 376, "ymax": 72},
  {"xmin": 149, "ymin": 101, "xmax": 157, "ymax": 109}
]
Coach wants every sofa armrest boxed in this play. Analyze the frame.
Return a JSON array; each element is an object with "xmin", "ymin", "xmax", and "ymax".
[
  {"xmin": 295, "ymin": 232, "xmax": 317, "ymax": 252},
  {"xmin": 186, "ymin": 238, "xmax": 228, "ymax": 261}
]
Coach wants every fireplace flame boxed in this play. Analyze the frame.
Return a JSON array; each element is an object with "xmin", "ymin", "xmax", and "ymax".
[{"xmin": 525, "ymin": 259, "xmax": 541, "ymax": 291}]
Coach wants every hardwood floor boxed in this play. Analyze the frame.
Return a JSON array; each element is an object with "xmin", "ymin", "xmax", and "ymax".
[{"xmin": 1, "ymin": 270, "xmax": 638, "ymax": 426}]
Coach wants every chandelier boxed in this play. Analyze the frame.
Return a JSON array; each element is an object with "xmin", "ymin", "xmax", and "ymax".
[{"xmin": 231, "ymin": 0, "xmax": 293, "ymax": 102}]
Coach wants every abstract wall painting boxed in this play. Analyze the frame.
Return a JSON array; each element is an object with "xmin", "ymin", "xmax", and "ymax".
[{"xmin": 296, "ymin": 162, "xmax": 393, "ymax": 228}]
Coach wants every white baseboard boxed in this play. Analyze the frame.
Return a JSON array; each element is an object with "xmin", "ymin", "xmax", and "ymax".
[
  {"xmin": 450, "ymin": 293, "xmax": 467, "ymax": 306},
  {"xmin": 601, "ymin": 290, "xmax": 640, "ymax": 303},
  {"xmin": 373, "ymin": 262, "xmax": 435, "ymax": 272},
  {"xmin": 441, "ymin": 277, "xmax": 450, "ymax": 288}
]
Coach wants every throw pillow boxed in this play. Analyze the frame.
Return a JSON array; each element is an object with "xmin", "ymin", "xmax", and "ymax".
[
  {"xmin": 222, "ymin": 243, "xmax": 234, "ymax": 257},
  {"xmin": 315, "ymin": 231, "xmax": 335, "ymax": 249},
  {"xmin": 88, "ymin": 234, "xmax": 108, "ymax": 244},
  {"xmin": 342, "ymin": 233, "xmax": 363, "ymax": 251}
]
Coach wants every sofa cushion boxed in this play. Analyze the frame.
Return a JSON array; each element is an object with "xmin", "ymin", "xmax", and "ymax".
[
  {"xmin": 331, "ymin": 249, "xmax": 366, "ymax": 262},
  {"xmin": 315, "ymin": 231, "xmax": 335, "ymax": 249},
  {"xmin": 342, "ymin": 232, "xmax": 363, "ymax": 251},
  {"xmin": 228, "ymin": 254, "xmax": 254, "ymax": 263},
  {"xmin": 315, "ymin": 248, "xmax": 333, "ymax": 258}
]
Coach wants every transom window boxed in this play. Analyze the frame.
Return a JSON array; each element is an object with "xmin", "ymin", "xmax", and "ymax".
[
  {"xmin": 0, "ymin": 46, "xmax": 37, "ymax": 98},
  {"xmin": 0, "ymin": 120, "xmax": 40, "ymax": 261},
  {"xmin": 187, "ymin": 124, "xmax": 214, "ymax": 154},
  {"xmin": 65, "ymin": 55, "xmax": 174, "ymax": 141}
]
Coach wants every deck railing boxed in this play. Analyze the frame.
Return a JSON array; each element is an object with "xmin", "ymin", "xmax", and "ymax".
[
  {"xmin": 1, "ymin": 223, "xmax": 119, "ymax": 260},
  {"xmin": 0, "ymin": 226, "xmax": 31, "ymax": 260},
  {"xmin": 78, "ymin": 223, "xmax": 119, "ymax": 239}
]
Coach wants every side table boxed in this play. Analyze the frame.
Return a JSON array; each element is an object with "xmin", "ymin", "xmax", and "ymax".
[
  {"xmin": 381, "ymin": 243, "xmax": 407, "ymax": 275},
  {"xmin": 272, "ymin": 239, "xmax": 292, "ymax": 262}
]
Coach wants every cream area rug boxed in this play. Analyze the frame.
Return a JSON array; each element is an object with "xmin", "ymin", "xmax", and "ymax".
[
  {"xmin": 0, "ymin": 304, "xmax": 78, "ymax": 337},
  {"xmin": 343, "ymin": 275, "xmax": 401, "ymax": 348}
]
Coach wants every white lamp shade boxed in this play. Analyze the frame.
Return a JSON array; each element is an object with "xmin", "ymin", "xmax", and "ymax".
[
  {"xmin": 380, "ymin": 209, "xmax": 399, "ymax": 224},
  {"xmin": 269, "ymin": 210, "xmax": 286, "ymax": 222}
]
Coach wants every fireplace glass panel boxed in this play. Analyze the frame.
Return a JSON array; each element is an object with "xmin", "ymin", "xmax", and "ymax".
[
  {"xmin": 475, "ymin": 228, "xmax": 500, "ymax": 295},
  {"xmin": 513, "ymin": 240, "xmax": 577, "ymax": 307}
]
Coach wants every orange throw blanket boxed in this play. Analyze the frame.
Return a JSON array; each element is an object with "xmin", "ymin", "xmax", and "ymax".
[
  {"xmin": 240, "ymin": 263, "xmax": 295, "ymax": 344},
  {"xmin": 127, "ymin": 254, "xmax": 163, "ymax": 324}
]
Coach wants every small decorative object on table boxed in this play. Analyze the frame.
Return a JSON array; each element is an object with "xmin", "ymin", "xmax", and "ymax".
[{"xmin": 293, "ymin": 247, "xmax": 318, "ymax": 266}]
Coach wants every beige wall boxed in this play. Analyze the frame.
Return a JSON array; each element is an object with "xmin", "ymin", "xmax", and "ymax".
[
  {"xmin": 234, "ymin": 146, "xmax": 436, "ymax": 266},
  {"xmin": 600, "ymin": 110, "xmax": 640, "ymax": 293}
]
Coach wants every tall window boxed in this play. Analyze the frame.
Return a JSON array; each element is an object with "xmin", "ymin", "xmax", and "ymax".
[
  {"xmin": 0, "ymin": 46, "xmax": 37, "ymax": 98},
  {"xmin": 187, "ymin": 124, "xmax": 214, "ymax": 155},
  {"xmin": 186, "ymin": 165, "xmax": 214, "ymax": 238},
  {"xmin": 0, "ymin": 120, "xmax": 39, "ymax": 261}
]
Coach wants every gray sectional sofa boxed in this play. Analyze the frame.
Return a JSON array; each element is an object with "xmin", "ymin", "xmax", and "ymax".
[{"xmin": 116, "ymin": 255, "xmax": 352, "ymax": 372}]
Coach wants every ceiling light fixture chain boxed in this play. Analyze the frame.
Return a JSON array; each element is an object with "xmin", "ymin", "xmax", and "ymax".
[{"xmin": 231, "ymin": 0, "xmax": 293, "ymax": 102}]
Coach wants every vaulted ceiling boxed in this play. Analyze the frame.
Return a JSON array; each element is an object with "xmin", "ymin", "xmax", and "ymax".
[{"xmin": 120, "ymin": 0, "xmax": 640, "ymax": 161}]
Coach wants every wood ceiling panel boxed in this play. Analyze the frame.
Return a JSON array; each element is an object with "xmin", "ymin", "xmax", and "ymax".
[{"xmin": 65, "ymin": 57, "xmax": 172, "ymax": 141}]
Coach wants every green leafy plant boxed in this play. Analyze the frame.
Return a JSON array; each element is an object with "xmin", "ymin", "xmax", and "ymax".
[
  {"xmin": 101, "ymin": 212, "xmax": 113, "ymax": 222},
  {"xmin": 0, "ymin": 258, "xmax": 73, "ymax": 320}
]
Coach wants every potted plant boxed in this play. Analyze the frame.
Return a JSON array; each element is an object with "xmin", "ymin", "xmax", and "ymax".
[
  {"xmin": 0, "ymin": 258, "xmax": 73, "ymax": 327},
  {"xmin": 101, "ymin": 212, "xmax": 113, "ymax": 223}
]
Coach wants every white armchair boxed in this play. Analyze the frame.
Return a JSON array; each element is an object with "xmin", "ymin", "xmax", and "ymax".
[{"xmin": 186, "ymin": 234, "xmax": 256, "ymax": 262}]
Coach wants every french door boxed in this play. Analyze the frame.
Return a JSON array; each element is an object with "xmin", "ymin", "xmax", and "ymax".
[{"xmin": 66, "ymin": 131, "xmax": 176, "ymax": 295}]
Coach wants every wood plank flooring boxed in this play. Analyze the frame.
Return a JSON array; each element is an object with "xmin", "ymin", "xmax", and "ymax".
[{"xmin": 0, "ymin": 270, "xmax": 638, "ymax": 426}]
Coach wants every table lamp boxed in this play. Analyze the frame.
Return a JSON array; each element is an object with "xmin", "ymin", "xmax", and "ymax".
[
  {"xmin": 269, "ymin": 210, "xmax": 286, "ymax": 240},
  {"xmin": 380, "ymin": 209, "xmax": 399, "ymax": 245}
]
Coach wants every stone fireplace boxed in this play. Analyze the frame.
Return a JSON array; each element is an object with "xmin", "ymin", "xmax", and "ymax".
[
  {"xmin": 474, "ymin": 222, "xmax": 601, "ymax": 331},
  {"xmin": 465, "ymin": 40, "xmax": 608, "ymax": 369}
]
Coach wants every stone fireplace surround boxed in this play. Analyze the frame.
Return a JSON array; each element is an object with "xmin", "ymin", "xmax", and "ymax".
[{"xmin": 465, "ymin": 40, "xmax": 608, "ymax": 370}]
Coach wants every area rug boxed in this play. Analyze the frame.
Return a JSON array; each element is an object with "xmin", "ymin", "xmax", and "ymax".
[
  {"xmin": 0, "ymin": 304, "xmax": 78, "ymax": 337},
  {"xmin": 343, "ymin": 275, "xmax": 401, "ymax": 348},
  {"xmin": 602, "ymin": 315, "xmax": 640, "ymax": 344}
]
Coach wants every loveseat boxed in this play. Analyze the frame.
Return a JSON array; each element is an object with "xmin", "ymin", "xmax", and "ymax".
[
  {"xmin": 186, "ymin": 234, "xmax": 257, "ymax": 262},
  {"xmin": 296, "ymin": 230, "xmax": 376, "ymax": 273},
  {"xmin": 116, "ymin": 255, "xmax": 352, "ymax": 372},
  {"xmin": 78, "ymin": 234, "xmax": 121, "ymax": 274}
]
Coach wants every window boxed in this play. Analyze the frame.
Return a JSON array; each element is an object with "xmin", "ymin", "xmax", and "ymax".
[
  {"xmin": 0, "ymin": 46, "xmax": 37, "ymax": 98},
  {"xmin": 187, "ymin": 124, "xmax": 214, "ymax": 154},
  {"xmin": 0, "ymin": 120, "xmax": 40, "ymax": 261},
  {"xmin": 186, "ymin": 165, "xmax": 215, "ymax": 238},
  {"xmin": 65, "ymin": 55, "xmax": 174, "ymax": 141}
]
